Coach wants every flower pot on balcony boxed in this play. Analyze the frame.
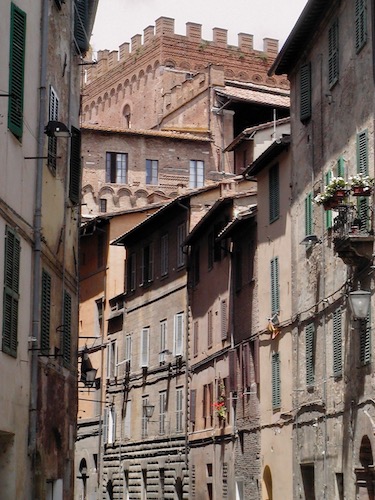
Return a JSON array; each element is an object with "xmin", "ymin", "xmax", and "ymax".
[
  {"xmin": 323, "ymin": 199, "xmax": 339, "ymax": 210},
  {"xmin": 334, "ymin": 189, "xmax": 348, "ymax": 199},
  {"xmin": 352, "ymin": 186, "xmax": 372, "ymax": 196}
]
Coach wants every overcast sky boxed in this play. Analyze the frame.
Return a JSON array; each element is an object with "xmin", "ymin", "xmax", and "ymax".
[{"xmin": 91, "ymin": 0, "xmax": 308, "ymax": 55}]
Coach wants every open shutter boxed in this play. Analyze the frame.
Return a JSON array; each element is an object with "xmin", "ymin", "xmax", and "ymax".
[
  {"xmin": 228, "ymin": 349, "xmax": 238, "ymax": 393},
  {"xmin": 305, "ymin": 192, "xmax": 313, "ymax": 236},
  {"xmin": 63, "ymin": 291, "xmax": 72, "ymax": 367},
  {"xmin": 207, "ymin": 310, "xmax": 213, "ymax": 348},
  {"xmin": 300, "ymin": 62, "xmax": 311, "ymax": 122},
  {"xmin": 102, "ymin": 408, "xmax": 108, "ymax": 444},
  {"xmin": 333, "ymin": 307, "xmax": 342, "ymax": 377},
  {"xmin": 359, "ymin": 312, "xmax": 371, "ymax": 365},
  {"xmin": 190, "ymin": 389, "xmax": 196, "ymax": 423},
  {"xmin": 270, "ymin": 257, "xmax": 280, "ymax": 315},
  {"xmin": 243, "ymin": 342, "xmax": 251, "ymax": 388},
  {"xmin": 41, "ymin": 270, "xmax": 51, "ymax": 354},
  {"xmin": 355, "ymin": 0, "xmax": 367, "ymax": 53},
  {"xmin": 253, "ymin": 337, "xmax": 260, "ymax": 384},
  {"xmin": 328, "ymin": 19, "xmax": 339, "ymax": 87},
  {"xmin": 272, "ymin": 352, "xmax": 280, "ymax": 409},
  {"xmin": 74, "ymin": 0, "xmax": 89, "ymax": 54},
  {"xmin": 305, "ymin": 324, "xmax": 315, "ymax": 386},
  {"xmin": 221, "ymin": 299, "xmax": 228, "ymax": 340},
  {"xmin": 269, "ymin": 164, "xmax": 279, "ymax": 223},
  {"xmin": 140, "ymin": 328, "xmax": 149, "ymax": 367},
  {"xmin": 69, "ymin": 126, "xmax": 81, "ymax": 204},
  {"xmin": 8, "ymin": 4, "xmax": 26, "ymax": 139},
  {"xmin": 174, "ymin": 313, "xmax": 183, "ymax": 356}
]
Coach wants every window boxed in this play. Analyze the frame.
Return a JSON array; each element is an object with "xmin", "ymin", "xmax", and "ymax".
[
  {"xmin": 328, "ymin": 19, "xmax": 339, "ymax": 87},
  {"xmin": 141, "ymin": 397, "xmax": 149, "ymax": 437},
  {"xmin": 159, "ymin": 391, "xmax": 167, "ymax": 434},
  {"xmin": 103, "ymin": 406, "xmax": 116, "ymax": 445},
  {"xmin": 269, "ymin": 164, "xmax": 279, "ymax": 223},
  {"xmin": 63, "ymin": 291, "xmax": 72, "ymax": 366},
  {"xmin": 124, "ymin": 334, "xmax": 132, "ymax": 371},
  {"xmin": 301, "ymin": 464, "xmax": 316, "ymax": 500},
  {"xmin": 221, "ymin": 299, "xmax": 228, "ymax": 340},
  {"xmin": 106, "ymin": 152, "xmax": 127, "ymax": 183},
  {"xmin": 99, "ymin": 199, "xmax": 107, "ymax": 213},
  {"xmin": 176, "ymin": 387, "xmax": 183, "ymax": 433},
  {"xmin": 173, "ymin": 313, "xmax": 184, "ymax": 356},
  {"xmin": 357, "ymin": 130, "xmax": 369, "ymax": 232},
  {"xmin": 126, "ymin": 252, "xmax": 136, "ymax": 293},
  {"xmin": 305, "ymin": 192, "xmax": 313, "ymax": 236},
  {"xmin": 272, "ymin": 352, "xmax": 281, "ymax": 409},
  {"xmin": 107, "ymin": 340, "xmax": 117, "ymax": 379},
  {"xmin": 300, "ymin": 62, "xmax": 311, "ymax": 122},
  {"xmin": 48, "ymin": 87, "xmax": 59, "ymax": 171},
  {"xmin": 207, "ymin": 309, "xmax": 213, "ymax": 349},
  {"xmin": 192, "ymin": 246, "xmax": 200, "ymax": 287},
  {"xmin": 359, "ymin": 313, "xmax": 371, "ymax": 365},
  {"xmin": 140, "ymin": 328, "xmax": 149, "ymax": 368},
  {"xmin": 189, "ymin": 160, "xmax": 204, "ymax": 188},
  {"xmin": 270, "ymin": 257, "xmax": 280, "ymax": 316},
  {"xmin": 306, "ymin": 324, "xmax": 315, "ymax": 386},
  {"xmin": 69, "ymin": 126, "xmax": 82, "ymax": 204},
  {"xmin": 74, "ymin": 0, "xmax": 89, "ymax": 54},
  {"xmin": 160, "ymin": 234, "xmax": 168, "ymax": 277},
  {"xmin": 41, "ymin": 270, "xmax": 51, "ymax": 355},
  {"xmin": 193, "ymin": 320, "xmax": 199, "ymax": 357},
  {"xmin": 141, "ymin": 243, "xmax": 153, "ymax": 285},
  {"xmin": 177, "ymin": 222, "xmax": 186, "ymax": 268},
  {"xmin": 146, "ymin": 159, "xmax": 158, "ymax": 184},
  {"xmin": 8, "ymin": 3, "xmax": 26, "ymax": 139},
  {"xmin": 95, "ymin": 298, "xmax": 103, "ymax": 337},
  {"xmin": 190, "ymin": 389, "xmax": 197, "ymax": 424},
  {"xmin": 159, "ymin": 320, "xmax": 167, "ymax": 364},
  {"xmin": 325, "ymin": 171, "xmax": 333, "ymax": 229},
  {"xmin": 333, "ymin": 307, "xmax": 342, "ymax": 377},
  {"xmin": 355, "ymin": 0, "xmax": 367, "ymax": 53},
  {"xmin": 203, "ymin": 383, "xmax": 213, "ymax": 427},
  {"xmin": 2, "ymin": 226, "xmax": 20, "ymax": 357}
]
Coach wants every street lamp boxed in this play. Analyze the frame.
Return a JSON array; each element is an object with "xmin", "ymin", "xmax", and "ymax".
[
  {"xmin": 143, "ymin": 404, "xmax": 155, "ymax": 419},
  {"xmin": 80, "ymin": 348, "xmax": 98, "ymax": 388},
  {"xmin": 44, "ymin": 120, "xmax": 71, "ymax": 138},
  {"xmin": 348, "ymin": 282, "xmax": 371, "ymax": 319}
]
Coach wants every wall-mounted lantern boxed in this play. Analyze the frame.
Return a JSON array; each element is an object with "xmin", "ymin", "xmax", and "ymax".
[
  {"xmin": 348, "ymin": 282, "xmax": 371, "ymax": 319},
  {"xmin": 80, "ymin": 348, "xmax": 97, "ymax": 388},
  {"xmin": 44, "ymin": 120, "xmax": 71, "ymax": 138},
  {"xmin": 143, "ymin": 404, "xmax": 155, "ymax": 419}
]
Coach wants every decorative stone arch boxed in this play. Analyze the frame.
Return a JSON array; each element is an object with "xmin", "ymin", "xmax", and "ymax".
[
  {"xmin": 262, "ymin": 465, "xmax": 273, "ymax": 500},
  {"xmin": 103, "ymin": 92, "xmax": 109, "ymax": 110},
  {"xmin": 179, "ymin": 62, "xmax": 191, "ymax": 70},
  {"xmin": 266, "ymin": 77, "xmax": 276, "ymax": 86},
  {"xmin": 238, "ymin": 71, "xmax": 249, "ymax": 81},
  {"xmin": 353, "ymin": 408, "xmax": 375, "ymax": 499},
  {"xmin": 252, "ymin": 74, "xmax": 263, "ymax": 83},
  {"xmin": 146, "ymin": 64, "xmax": 153, "ymax": 76},
  {"xmin": 83, "ymin": 104, "xmax": 90, "ymax": 122},
  {"xmin": 164, "ymin": 59, "xmax": 176, "ymax": 68},
  {"xmin": 153, "ymin": 60, "xmax": 160, "ymax": 77},
  {"xmin": 224, "ymin": 69, "xmax": 235, "ymax": 78},
  {"xmin": 117, "ymin": 188, "xmax": 133, "ymax": 209},
  {"xmin": 134, "ymin": 189, "xmax": 149, "ymax": 207},
  {"xmin": 99, "ymin": 186, "xmax": 115, "ymax": 197},
  {"xmin": 98, "ymin": 186, "xmax": 115, "ymax": 212},
  {"xmin": 123, "ymin": 79, "xmax": 130, "ymax": 98},
  {"xmin": 96, "ymin": 96, "xmax": 102, "ymax": 116}
]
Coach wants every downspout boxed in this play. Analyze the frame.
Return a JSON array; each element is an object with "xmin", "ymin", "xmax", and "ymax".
[{"xmin": 29, "ymin": 0, "xmax": 49, "ymax": 485}]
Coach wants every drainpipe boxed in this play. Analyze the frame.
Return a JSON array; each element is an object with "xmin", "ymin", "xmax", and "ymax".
[{"xmin": 29, "ymin": 0, "xmax": 49, "ymax": 491}]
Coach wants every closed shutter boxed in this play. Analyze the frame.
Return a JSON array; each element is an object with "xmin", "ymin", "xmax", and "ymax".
[
  {"xmin": 253, "ymin": 337, "xmax": 260, "ymax": 384},
  {"xmin": 305, "ymin": 324, "xmax": 315, "ymax": 386},
  {"xmin": 124, "ymin": 400, "xmax": 132, "ymax": 439},
  {"xmin": 190, "ymin": 389, "xmax": 196, "ymax": 423},
  {"xmin": 328, "ymin": 19, "xmax": 339, "ymax": 87},
  {"xmin": 41, "ymin": 270, "xmax": 51, "ymax": 354},
  {"xmin": 333, "ymin": 307, "xmax": 342, "ymax": 377},
  {"xmin": 337, "ymin": 157, "xmax": 345, "ymax": 178},
  {"xmin": 355, "ymin": 0, "xmax": 367, "ymax": 53},
  {"xmin": 325, "ymin": 171, "xmax": 333, "ymax": 229},
  {"xmin": 63, "ymin": 291, "xmax": 72, "ymax": 366},
  {"xmin": 140, "ymin": 328, "xmax": 149, "ymax": 367},
  {"xmin": 207, "ymin": 309, "xmax": 213, "ymax": 348},
  {"xmin": 176, "ymin": 388, "xmax": 183, "ymax": 432},
  {"xmin": 102, "ymin": 408, "xmax": 108, "ymax": 445},
  {"xmin": 221, "ymin": 299, "xmax": 228, "ymax": 340},
  {"xmin": 69, "ymin": 126, "xmax": 81, "ymax": 205},
  {"xmin": 174, "ymin": 313, "xmax": 183, "ymax": 356},
  {"xmin": 8, "ymin": 4, "xmax": 26, "ymax": 139},
  {"xmin": 270, "ymin": 257, "xmax": 280, "ymax": 315},
  {"xmin": 357, "ymin": 130, "xmax": 369, "ymax": 175},
  {"xmin": 74, "ymin": 0, "xmax": 89, "ymax": 54},
  {"xmin": 228, "ymin": 349, "xmax": 237, "ymax": 392},
  {"xmin": 243, "ymin": 342, "xmax": 250, "ymax": 388},
  {"xmin": 269, "ymin": 164, "xmax": 279, "ymax": 223},
  {"xmin": 2, "ymin": 226, "xmax": 20, "ymax": 356},
  {"xmin": 272, "ymin": 352, "xmax": 280, "ymax": 409},
  {"xmin": 193, "ymin": 321, "xmax": 198, "ymax": 357},
  {"xmin": 359, "ymin": 312, "xmax": 371, "ymax": 365},
  {"xmin": 300, "ymin": 62, "xmax": 311, "ymax": 122},
  {"xmin": 305, "ymin": 192, "xmax": 313, "ymax": 236}
]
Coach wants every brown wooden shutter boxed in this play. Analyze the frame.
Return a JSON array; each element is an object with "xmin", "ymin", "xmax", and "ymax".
[
  {"xmin": 190, "ymin": 389, "xmax": 196, "ymax": 423},
  {"xmin": 228, "ymin": 349, "xmax": 237, "ymax": 392},
  {"xmin": 243, "ymin": 342, "xmax": 251, "ymax": 388},
  {"xmin": 252, "ymin": 338, "xmax": 260, "ymax": 384}
]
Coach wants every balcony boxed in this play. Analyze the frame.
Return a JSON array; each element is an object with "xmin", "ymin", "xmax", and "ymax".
[{"xmin": 332, "ymin": 200, "xmax": 374, "ymax": 266}]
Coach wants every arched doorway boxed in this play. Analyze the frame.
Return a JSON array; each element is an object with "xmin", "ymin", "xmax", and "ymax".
[
  {"xmin": 355, "ymin": 435, "xmax": 375, "ymax": 500},
  {"xmin": 263, "ymin": 465, "xmax": 273, "ymax": 500}
]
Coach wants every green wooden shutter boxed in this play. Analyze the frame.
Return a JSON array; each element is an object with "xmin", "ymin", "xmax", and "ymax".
[
  {"xmin": 306, "ymin": 323, "xmax": 315, "ymax": 386},
  {"xmin": 2, "ymin": 226, "xmax": 20, "ymax": 357},
  {"xmin": 337, "ymin": 157, "xmax": 345, "ymax": 177},
  {"xmin": 333, "ymin": 307, "xmax": 342, "ymax": 377},
  {"xmin": 272, "ymin": 352, "xmax": 280, "ymax": 409},
  {"xmin": 41, "ymin": 270, "xmax": 51, "ymax": 354},
  {"xmin": 300, "ymin": 62, "xmax": 311, "ymax": 122},
  {"xmin": 359, "ymin": 312, "xmax": 371, "ymax": 365},
  {"xmin": 63, "ymin": 291, "xmax": 72, "ymax": 366},
  {"xmin": 325, "ymin": 171, "xmax": 333, "ymax": 229},
  {"xmin": 305, "ymin": 192, "xmax": 313, "ymax": 236},
  {"xmin": 328, "ymin": 19, "xmax": 339, "ymax": 87},
  {"xmin": 74, "ymin": 0, "xmax": 89, "ymax": 54},
  {"xmin": 355, "ymin": 0, "xmax": 367, "ymax": 53},
  {"xmin": 269, "ymin": 164, "xmax": 279, "ymax": 223},
  {"xmin": 357, "ymin": 130, "xmax": 369, "ymax": 232},
  {"xmin": 270, "ymin": 257, "xmax": 279, "ymax": 315},
  {"xmin": 8, "ymin": 3, "xmax": 26, "ymax": 139},
  {"xmin": 69, "ymin": 126, "xmax": 81, "ymax": 205}
]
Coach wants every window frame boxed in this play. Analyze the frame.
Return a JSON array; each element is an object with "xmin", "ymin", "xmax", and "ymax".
[
  {"xmin": 146, "ymin": 159, "xmax": 158, "ymax": 185},
  {"xmin": 48, "ymin": 86, "xmax": 59, "ymax": 172},
  {"xmin": 328, "ymin": 19, "xmax": 339, "ymax": 88},
  {"xmin": 189, "ymin": 160, "xmax": 204, "ymax": 188},
  {"xmin": 355, "ymin": 0, "xmax": 367, "ymax": 54},
  {"xmin": 269, "ymin": 163, "xmax": 280, "ymax": 223},
  {"xmin": 105, "ymin": 152, "xmax": 128, "ymax": 183}
]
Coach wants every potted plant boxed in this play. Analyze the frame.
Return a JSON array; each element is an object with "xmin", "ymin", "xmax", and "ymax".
[
  {"xmin": 314, "ymin": 177, "xmax": 349, "ymax": 210},
  {"xmin": 349, "ymin": 173, "xmax": 374, "ymax": 196},
  {"xmin": 213, "ymin": 400, "xmax": 227, "ymax": 419}
]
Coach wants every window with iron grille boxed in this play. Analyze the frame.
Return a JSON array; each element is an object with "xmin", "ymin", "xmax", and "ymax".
[
  {"xmin": 8, "ymin": 3, "xmax": 26, "ymax": 140},
  {"xmin": 269, "ymin": 164, "xmax": 280, "ymax": 223},
  {"xmin": 328, "ymin": 19, "xmax": 339, "ymax": 87},
  {"xmin": 305, "ymin": 323, "xmax": 315, "ymax": 386},
  {"xmin": 355, "ymin": 0, "xmax": 367, "ymax": 53},
  {"xmin": 272, "ymin": 352, "xmax": 281, "ymax": 409},
  {"xmin": 300, "ymin": 62, "xmax": 311, "ymax": 122},
  {"xmin": 2, "ymin": 226, "xmax": 20, "ymax": 357},
  {"xmin": 106, "ymin": 152, "xmax": 127, "ymax": 183},
  {"xmin": 333, "ymin": 307, "xmax": 342, "ymax": 377}
]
